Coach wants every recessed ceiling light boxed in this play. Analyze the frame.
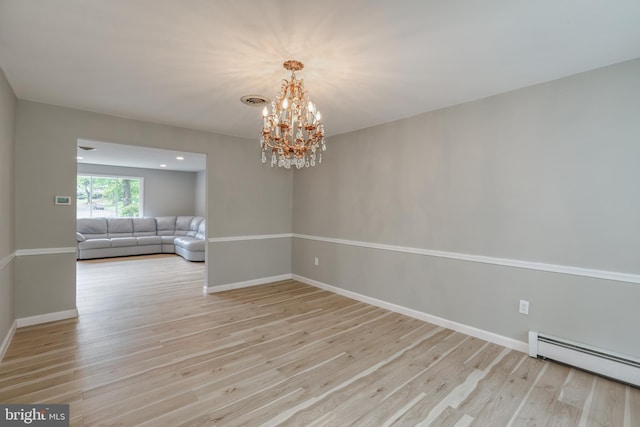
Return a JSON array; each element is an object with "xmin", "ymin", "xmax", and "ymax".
[
  {"xmin": 160, "ymin": 164, "xmax": 167, "ymax": 168},
  {"xmin": 76, "ymin": 156, "xmax": 84, "ymax": 160},
  {"xmin": 176, "ymin": 156, "xmax": 184, "ymax": 160}
]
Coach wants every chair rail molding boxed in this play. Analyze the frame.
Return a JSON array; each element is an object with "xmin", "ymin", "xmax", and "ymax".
[
  {"xmin": 208, "ymin": 233, "xmax": 293, "ymax": 243},
  {"xmin": 292, "ymin": 234, "xmax": 640, "ymax": 285},
  {"xmin": 0, "ymin": 251, "xmax": 15, "ymax": 270}
]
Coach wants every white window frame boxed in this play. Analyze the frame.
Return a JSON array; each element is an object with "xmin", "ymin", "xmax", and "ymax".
[{"xmin": 77, "ymin": 174, "xmax": 144, "ymax": 218}]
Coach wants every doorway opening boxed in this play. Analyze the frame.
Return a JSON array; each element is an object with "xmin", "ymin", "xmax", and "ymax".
[{"xmin": 74, "ymin": 139, "xmax": 208, "ymax": 313}]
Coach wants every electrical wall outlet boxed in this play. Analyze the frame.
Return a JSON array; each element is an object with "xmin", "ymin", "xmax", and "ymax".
[
  {"xmin": 314, "ymin": 257, "xmax": 319, "ymax": 266},
  {"xmin": 519, "ymin": 300, "xmax": 530, "ymax": 315}
]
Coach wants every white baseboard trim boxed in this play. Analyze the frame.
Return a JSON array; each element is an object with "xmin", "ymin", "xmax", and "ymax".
[
  {"xmin": 15, "ymin": 247, "xmax": 77, "ymax": 257},
  {"xmin": 206, "ymin": 274, "xmax": 293, "ymax": 293},
  {"xmin": 16, "ymin": 308, "xmax": 79, "ymax": 328},
  {"xmin": 202, "ymin": 271, "xmax": 528, "ymax": 353},
  {"xmin": 292, "ymin": 274, "xmax": 528, "ymax": 354},
  {"xmin": 0, "ymin": 320, "xmax": 17, "ymax": 362}
]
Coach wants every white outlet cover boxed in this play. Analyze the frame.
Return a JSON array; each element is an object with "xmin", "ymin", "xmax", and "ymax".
[{"xmin": 519, "ymin": 300, "xmax": 529, "ymax": 315}]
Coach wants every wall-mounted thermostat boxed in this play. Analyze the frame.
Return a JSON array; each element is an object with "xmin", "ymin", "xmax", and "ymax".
[{"xmin": 55, "ymin": 196, "xmax": 71, "ymax": 205}]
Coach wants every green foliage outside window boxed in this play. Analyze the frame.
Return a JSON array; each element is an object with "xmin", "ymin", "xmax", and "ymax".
[{"xmin": 77, "ymin": 175, "xmax": 142, "ymax": 218}]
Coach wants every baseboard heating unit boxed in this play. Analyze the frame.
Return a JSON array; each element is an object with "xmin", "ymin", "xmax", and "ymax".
[{"xmin": 528, "ymin": 331, "xmax": 640, "ymax": 387}]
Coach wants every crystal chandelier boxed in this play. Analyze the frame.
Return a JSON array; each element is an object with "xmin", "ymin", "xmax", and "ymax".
[{"xmin": 260, "ymin": 60, "xmax": 326, "ymax": 169}]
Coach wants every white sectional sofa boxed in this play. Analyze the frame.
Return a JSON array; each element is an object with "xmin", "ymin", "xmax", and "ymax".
[{"xmin": 76, "ymin": 216, "xmax": 205, "ymax": 261}]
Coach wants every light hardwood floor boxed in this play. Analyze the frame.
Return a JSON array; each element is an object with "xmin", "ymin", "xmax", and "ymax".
[{"xmin": 0, "ymin": 254, "xmax": 638, "ymax": 426}]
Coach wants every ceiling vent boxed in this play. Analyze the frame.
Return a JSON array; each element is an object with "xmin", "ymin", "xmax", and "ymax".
[
  {"xmin": 240, "ymin": 95, "xmax": 270, "ymax": 107},
  {"xmin": 78, "ymin": 146, "xmax": 96, "ymax": 151}
]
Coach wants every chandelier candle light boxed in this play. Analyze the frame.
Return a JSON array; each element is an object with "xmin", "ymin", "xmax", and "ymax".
[{"xmin": 260, "ymin": 60, "xmax": 326, "ymax": 168}]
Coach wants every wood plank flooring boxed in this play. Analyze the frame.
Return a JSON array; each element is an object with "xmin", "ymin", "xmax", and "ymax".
[{"xmin": 0, "ymin": 254, "xmax": 637, "ymax": 426}]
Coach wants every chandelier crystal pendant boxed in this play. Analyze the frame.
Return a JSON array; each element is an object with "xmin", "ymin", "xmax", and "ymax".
[{"xmin": 260, "ymin": 60, "xmax": 326, "ymax": 169}]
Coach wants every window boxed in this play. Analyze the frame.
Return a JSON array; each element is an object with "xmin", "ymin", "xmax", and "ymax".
[{"xmin": 77, "ymin": 175, "xmax": 143, "ymax": 218}]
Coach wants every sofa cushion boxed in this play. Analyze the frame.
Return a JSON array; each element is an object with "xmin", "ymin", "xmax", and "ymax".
[
  {"xmin": 77, "ymin": 218, "xmax": 108, "ymax": 239},
  {"xmin": 133, "ymin": 218, "xmax": 157, "ymax": 236},
  {"xmin": 136, "ymin": 236, "xmax": 162, "ymax": 246},
  {"xmin": 110, "ymin": 237, "xmax": 138, "ymax": 247},
  {"xmin": 155, "ymin": 216, "xmax": 176, "ymax": 236},
  {"xmin": 195, "ymin": 221, "xmax": 206, "ymax": 240},
  {"xmin": 78, "ymin": 238, "xmax": 111, "ymax": 250},
  {"xmin": 76, "ymin": 232, "xmax": 86, "ymax": 242},
  {"xmin": 107, "ymin": 218, "xmax": 134, "ymax": 238},
  {"xmin": 175, "ymin": 216, "xmax": 193, "ymax": 236},
  {"xmin": 174, "ymin": 237, "xmax": 205, "ymax": 251},
  {"xmin": 186, "ymin": 217, "xmax": 203, "ymax": 237}
]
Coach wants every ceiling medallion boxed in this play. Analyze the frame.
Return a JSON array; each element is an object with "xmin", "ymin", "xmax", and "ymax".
[{"xmin": 260, "ymin": 60, "xmax": 326, "ymax": 169}]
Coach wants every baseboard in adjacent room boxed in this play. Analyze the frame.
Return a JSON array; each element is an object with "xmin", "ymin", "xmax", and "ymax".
[
  {"xmin": 16, "ymin": 308, "xmax": 79, "ymax": 328},
  {"xmin": 0, "ymin": 320, "xmax": 17, "ymax": 362},
  {"xmin": 292, "ymin": 274, "xmax": 529, "ymax": 354},
  {"xmin": 206, "ymin": 274, "xmax": 293, "ymax": 294}
]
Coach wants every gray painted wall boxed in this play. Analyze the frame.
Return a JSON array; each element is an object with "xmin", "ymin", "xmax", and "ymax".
[
  {"xmin": 209, "ymin": 238, "xmax": 291, "ymax": 285},
  {"xmin": 292, "ymin": 59, "xmax": 640, "ymax": 358},
  {"xmin": 195, "ymin": 170, "xmax": 206, "ymax": 217},
  {"xmin": 14, "ymin": 101, "xmax": 292, "ymax": 317},
  {"xmin": 7, "ymin": 57, "xmax": 639, "ymax": 365},
  {"xmin": 77, "ymin": 163, "xmax": 198, "ymax": 217},
  {"xmin": 0, "ymin": 66, "xmax": 16, "ymax": 346}
]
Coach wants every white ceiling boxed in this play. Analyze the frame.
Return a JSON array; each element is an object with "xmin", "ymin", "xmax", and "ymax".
[
  {"xmin": 77, "ymin": 139, "xmax": 206, "ymax": 172},
  {"xmin": 1, "ymin": 0, "xmax": 640, "ymax": 141}
]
